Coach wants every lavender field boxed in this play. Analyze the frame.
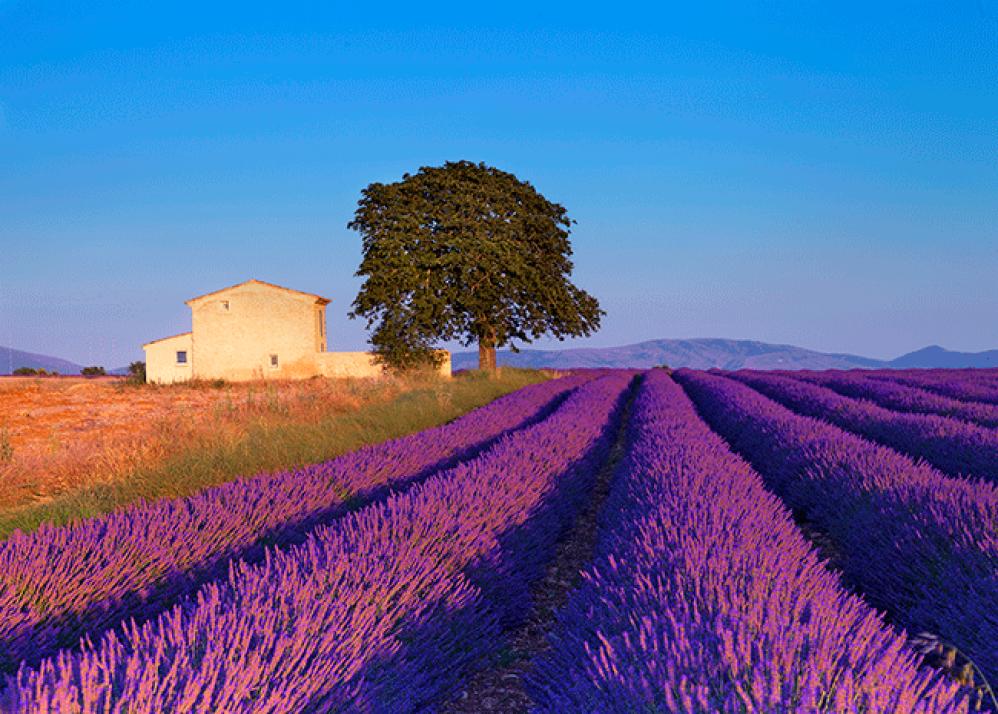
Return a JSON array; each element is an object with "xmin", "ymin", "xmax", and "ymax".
[{"xmin": 1, "ymin": 368, "xmax": 995, "ymax": 712}]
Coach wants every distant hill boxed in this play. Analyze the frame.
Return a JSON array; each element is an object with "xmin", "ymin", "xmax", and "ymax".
[
  {"xmin": 888, "ymin": 345, "xmax": 998, "ymax": 369},
  {"xmin": 8, "ymin": 340, "xmax": 997, "ymax": 376},
  {"xmin": 454, "ymin": 338, "xmax": 998, "ymax": 371},
  {"xmin": 0, "ymin": 346, "xmax": 84, "ymax": 375},
  {"xmin": 453, "ymin": 338, "xmax": 886, "ymax": 371}
]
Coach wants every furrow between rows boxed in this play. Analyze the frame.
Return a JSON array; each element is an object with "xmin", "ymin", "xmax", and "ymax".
[
  {"xmin": 442, "ymin": 374, "xmax": 640, "ymax": 713},
  {"xmin": 674, "ymin": 369, "xmax": 998, "ymax": 704},
  {"xmin": 872, "ymin": 371, "xmax": 998, "ymax": 407},
  {"xmin": 0, "ymin": 374, "xmax": 588, "ymax": 675},
  {"xmin": 790, "ymin": 369, "xmax": 998, "ymax": 428},
  {"xmin": 729, "ymin": 369, "xmax": 998, "ymax": 484},
  {"xmin": 528, "ymin": 370, "xmax": 968, "ymax": 712},
  {"xmin": 2, "ymin": 373, "xmax": 632, "ymax": 711}
]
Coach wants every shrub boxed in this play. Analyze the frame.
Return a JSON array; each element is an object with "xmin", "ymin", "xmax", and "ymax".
[
  {"xmin": 0, "ymin": 429, "xmax": 11, "ymax": 463},
  {"xmin": 126, "ymin": 361, "xmax": 146, "ymax": 384},
  {"xmin": 80, "ymin": 366, "xmax": 107, "ymax": 377}
]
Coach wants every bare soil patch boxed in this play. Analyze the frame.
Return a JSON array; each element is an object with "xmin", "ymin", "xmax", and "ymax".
[{"xmin": 442, "ymin": 380, "xmax": 637, "ymax": 713}]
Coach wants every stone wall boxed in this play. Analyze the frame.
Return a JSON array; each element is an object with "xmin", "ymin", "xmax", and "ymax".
[
  {"xmin": 189, "ymin": 283, "xmax": 326, "ymax": 381},
  {"xmin": 144, "ymin": 281, "xmax": 451, "ymax": 382},
  {"xmin": 316, "ymin": 351, "xmax": 452, "ymax": 379},
  {"xmin": 144, "ymin": 333, "xmax": 194, "ymax": 384}
]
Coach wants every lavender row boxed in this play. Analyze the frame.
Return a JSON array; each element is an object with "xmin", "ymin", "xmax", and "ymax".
[
  {"xmin": 528, "ymin": 370, "xmax": 965, "ymax": 712},
  {"xmin": 872, "ymin": 370, "xmax": 998, "ymax": 406},
  {"xmin": 674, "ymin": 369, "xmax": 998, "ymax": 692},
  {"xmin": 730, "ymin": 370, "xmax": 998, "ymax": 484},
  {"xmin": 876, "ymin": 369, "xmax": 998, "ymax": 380},
  {"xmin": 877, "ymin": 368, "xmax": 998, "ymax": 382},
  {"xmin": 1, "ymin": 372, "xmax": 631, "ymax": 712},
  {"xmin": 792, "ymin": 370, "xmax": 998, "ymax": 428},
  {"xmin": 0, "ymin": 374, "xmax": 589, "ymax": 674}
]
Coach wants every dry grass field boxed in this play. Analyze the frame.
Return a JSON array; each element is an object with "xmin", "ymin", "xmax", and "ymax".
[
  {"xmin": 0, "ymin": 370, "xmax": 548, "ymax": 538},
  {"xmin": 0, "ymin": 376, "xmax": 380, "ymax": 508}
]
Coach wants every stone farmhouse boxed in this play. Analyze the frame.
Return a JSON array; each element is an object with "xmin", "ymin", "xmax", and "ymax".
[{"xmin": 143, "ymin": 280, "xmax": 451, "ymax": 383}]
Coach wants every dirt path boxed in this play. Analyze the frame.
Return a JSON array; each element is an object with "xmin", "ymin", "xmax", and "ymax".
[{"xmin": 441, "ymin": 380, "xmax": 638, "ymax": 713}]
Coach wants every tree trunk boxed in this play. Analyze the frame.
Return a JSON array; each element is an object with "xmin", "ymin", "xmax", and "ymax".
[{"xmin": 479, "ymin": 331, "xmax": 497, "ymax": 373}]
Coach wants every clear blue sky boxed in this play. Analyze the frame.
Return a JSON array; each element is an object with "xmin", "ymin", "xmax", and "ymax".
[{"xmin": 2, "ymin": 1, "xmax": 996, "ymax": 367}]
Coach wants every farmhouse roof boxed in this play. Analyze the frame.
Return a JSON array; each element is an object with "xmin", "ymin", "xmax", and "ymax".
[
  {"xmin": 185, "ymin": 279, "xmax": 331, "ymax": 307},
  {"xmin": 142, "ymin": 331, "xmax": 192, "ymax": 348}
]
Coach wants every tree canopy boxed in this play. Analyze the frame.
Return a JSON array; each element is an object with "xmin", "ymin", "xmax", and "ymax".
[{"xmin": 347, "ymin": 161, "xmax": 603, "ymax": 371}]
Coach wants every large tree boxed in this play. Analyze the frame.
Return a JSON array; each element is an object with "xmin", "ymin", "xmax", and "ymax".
[{"xmin": 348, "ymin": 161, "xmax": 603, "ymax": 371}]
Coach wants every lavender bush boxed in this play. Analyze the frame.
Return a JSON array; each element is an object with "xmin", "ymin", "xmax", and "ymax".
[
  {"xmin": 0, "ymin": 375, "xmax": 588, "ymax": 674},
  {"xmin": 675, "ymin": 369, "xmax": 998, "ymax": 693},
  {"xmin": 730, "ymin": 370, "xmax": 998, "ymax": 483},
  {"xmin": 872, "ymin": 370, "xmax": 998, "ymax": 406},
  {"xmin": 791, "ymin": 370, "xmax": 998, "ymax": 428},
  {"xmin": 528, "ymin": 370, "xmax": 967, "ymax": 712},
  {"xmin": 1, "ymin": 374, "xmax": 632, "ymax": 712}
]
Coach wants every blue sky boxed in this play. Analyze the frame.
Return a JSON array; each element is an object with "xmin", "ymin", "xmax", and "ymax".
[{"xmin": 2, "ymin": 1, "xmax": 996, "ymax": 367}]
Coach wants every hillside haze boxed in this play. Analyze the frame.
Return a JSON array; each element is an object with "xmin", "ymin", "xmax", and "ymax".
[
  {"xmin": 888, "ymin": 345, "xmax": 998, "ymax": 369},
  {"xmin": 7, "ymin": 340, "xmax": 998, "ymax": 375},
  {"xmin": 452, "ymin": 339, "xmax": 998, "ymax": 371},
  {"xmin": 0, "ymin": 347, "xmax": 84, "ymax": 375},
  {"xmin": 452, "ymin": 338, "xmax": 884, "ymax": 371}
]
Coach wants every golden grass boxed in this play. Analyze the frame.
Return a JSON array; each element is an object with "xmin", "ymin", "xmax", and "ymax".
[
  {"xmin": 0, "ymin": 376, "xmax": 377, "ymax": 508},
  {"xmin": 0, "ymin": 369, "xmax": 549, "ymax": 538}
]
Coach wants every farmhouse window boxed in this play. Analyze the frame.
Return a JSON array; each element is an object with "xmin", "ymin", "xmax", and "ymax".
[
  {"xmin": 221, "ymin": 300, "xmax": 230, "ymax": 311},
  {"xmin": 270, "ymin": 354, "xmax": 279, "ymax": 368},
  {"xmin": 176, "ymin": 351, "xmax": 187, "ymax": 364}
]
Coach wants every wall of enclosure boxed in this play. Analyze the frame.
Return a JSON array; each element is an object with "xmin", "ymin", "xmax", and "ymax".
[{"xmin": 143, "ymin": 332, "xmax": 193, "ymax": 384}]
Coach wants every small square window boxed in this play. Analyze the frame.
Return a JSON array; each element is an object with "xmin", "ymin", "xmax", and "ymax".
[
  {"xmin": 221, "ymin": 300, "xmax": 230, "ymax": 311},
  {"xmin": 270, "ymin": 354, "xmax": 279, "ymax": 368},
  {"xmin": 176, "ymin": 351, "xmax": 188, "ymax": 364}
]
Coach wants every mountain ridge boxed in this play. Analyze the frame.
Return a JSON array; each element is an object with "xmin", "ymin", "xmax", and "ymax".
[
  {"xmin": 0, "ymin": 346, "xmax": 85, "ymax": 375},
  {"xmin": 887, "ymin": 345, "xmax": 998, "ymax": 369},
  {"xmin": 452, "ymin": 338, "xmax": 998, "ymax": 371},
  {"xmin": 5, "ymin": 340, "xmax": 997, "ymax": 376}
]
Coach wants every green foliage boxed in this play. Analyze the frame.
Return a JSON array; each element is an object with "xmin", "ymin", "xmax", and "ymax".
[
  {"xmin": 80, "ymin": 366, "xmax": 107, "ymax": 377},
  {"xmin": 348, "ymin": 160, "xmax": 603, "ymax": 371},
  {"xmin": 11, "ymin": 367, "xmax": 57, "ymax": 377},
  {"xmin": 126, "ymin": 361, "xmax": 147, "ymax": 384}
]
